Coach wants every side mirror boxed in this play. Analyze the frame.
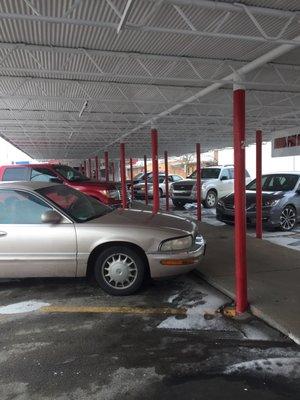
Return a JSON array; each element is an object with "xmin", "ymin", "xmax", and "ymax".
[
  {"xmin": 220, "ymin": 176, "xmax": 228, "ymax": 181},
  {"xmin": 41, "ymin": 210, "xmax": 63, "ymax": 224},
  {"xmin": 50, "ymin": 177, "xmax": 63, "ymax": 184}
]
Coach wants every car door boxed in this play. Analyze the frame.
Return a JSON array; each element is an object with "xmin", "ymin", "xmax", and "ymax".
[
  {"xmin": 0, "ymin": 188, "xmax": 77, "ymax": 278},
  {"xmin": 219, "ymin": 168, "xmax": 232, "ymax": 197}
]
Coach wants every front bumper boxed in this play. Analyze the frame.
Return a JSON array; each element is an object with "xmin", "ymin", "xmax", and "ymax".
[
  {"xmin": 147, "ymin": 236, "xmax": 206, "ymax": 278},
  {"xmin": 170, "ymin": 190, "xmax": 206, "ymax": 203},
  {"xmin": 216, "ymin": 205, "xmax": 281, "ymax": 228}
]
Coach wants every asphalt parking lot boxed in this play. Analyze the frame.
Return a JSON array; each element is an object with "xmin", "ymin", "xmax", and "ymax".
[{"xmin": 0, "ymin": 273, "xmax": 299, "ymax": 400}]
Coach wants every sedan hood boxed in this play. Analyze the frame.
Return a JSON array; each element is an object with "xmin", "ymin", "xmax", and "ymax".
[
  {"xmin": 89, "ymin": 209, "xmax": 196, "ymax": 235},
  {"xmin": 222, "ymin": 191, "xmax": 284, "ymax": 207}
]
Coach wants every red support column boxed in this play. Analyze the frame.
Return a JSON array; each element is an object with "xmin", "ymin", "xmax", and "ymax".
[
  {"xmin": 151, "ymin": 128, "xmax": 159, "ymax": 214},
  {"xmin": 120, "ymin": 143, "xmax": 127, "ymax": 209},
  {"xmin": 164, "ymin": 151, "xmax": 169, "ymax": 211},
  {"xmin": 130, "ymin": 157, "xmax": 134, "ymax": 200},
  {"xmin": 112, "ymin": 162, "xmax": 115, "ymax": 183},
  {"xmin": 196, "ymin": 143, "xmax": 202, "ymax": 221},
  {"xmin": 83, "ymin": 160, "xmax": 87, "ymax": 176},
  {"xmin": 104, "ymin": 151, "xmax": 109, "ymax": 182},
  {"xmin": 88, "ymin": 158, "xmax": 92, "ymax": 178},
  {"xmin": 256, "ymin": 130, "xmax": 263, "ymax": 239},
  {"xmin": 95, "ymin": 156, "xmax": 99, "ymax": 180},
  {"xmin": 144, "ymin": 155, "xmax": 148, "ymax": 205},
  {"xmin": 233, "ymin": 87, "xmax": 248, "ymax": 314}
]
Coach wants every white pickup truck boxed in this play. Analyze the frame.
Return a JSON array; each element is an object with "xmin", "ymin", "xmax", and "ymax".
[{"xmin": 170, "ymin": 165, "xmax": 252, "ymax": 208}]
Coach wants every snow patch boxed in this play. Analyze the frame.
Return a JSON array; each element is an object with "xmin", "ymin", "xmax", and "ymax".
[
  {"xmin": 0, "ymin": 300, "xmax": 50, "ymax": 314},
  {"xmin": 159, "ymin": 286, "xmax": 234, "ymax": 331},
  {"xmin": 224, "ymin": 357, "xmax": 300, "ymax": 379}
]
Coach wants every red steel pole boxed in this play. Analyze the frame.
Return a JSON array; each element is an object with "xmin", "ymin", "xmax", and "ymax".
[
  {"xmin": 83, "ymin": 160, "xmax": 87, "ymax": 176},
  {"xmin": 233, "ymin": 87, "xmax": 248, "ymax": 314},
  {"xmin": 151, "ymin": 128, "xmax": 159, "ymax": 214},
  {"xmin": 130, "ymin": 157, "xmax": 134, "ymax": 200},
  {"xmin": 120, "ymin": 144, "xmax": 127, "ymax": 209},
  {"xmin": 196, "ymin": 143, "xmax": 202, "ymax": 221},
  {"xmin": 95, "ymin": 156, "xmax": 99, "ymax": 180},
  {"xmin": 88, "ymin": 158, "xmax": 92, "ymax": 178},
  {"xmin": 104, "ymin": 151, "xmax": 109, "ymax": 182},
  {"xmin": 256, "ymin": 130, "xmax": 263, "ymax": 239},
  {"xmin": 164, "ymin": 150, "xmax": 169, "ymax": 211},
  {"xmin": 144, "ymin": 155, "xmax": 148, "ymax": 205},
  {"xmin": 112, "ymin": 161, "xmax": 115, "ymax": 183}
]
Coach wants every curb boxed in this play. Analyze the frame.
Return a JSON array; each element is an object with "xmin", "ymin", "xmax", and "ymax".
[{"xmin": 195, "ymin": 270, "xmax": 300, "ymax": 345}]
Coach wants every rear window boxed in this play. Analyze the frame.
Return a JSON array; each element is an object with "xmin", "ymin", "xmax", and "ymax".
[{"xmin": 2, "ymin": 167, "xmax": 28, "ymax": 181}]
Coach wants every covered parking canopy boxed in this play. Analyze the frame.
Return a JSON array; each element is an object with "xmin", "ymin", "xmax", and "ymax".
[{"xmin": 0, "ymin": 0, "xmax": 300, "ymax": 160}]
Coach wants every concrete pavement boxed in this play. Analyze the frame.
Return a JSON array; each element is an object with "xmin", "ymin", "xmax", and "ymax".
[
  {"xmin": 197, "ymin": 222, "xmax": 300, "ymax": 344},
  {"xmin": 132, "ymin": 200, "xmax": 300, "ymax": 344}
]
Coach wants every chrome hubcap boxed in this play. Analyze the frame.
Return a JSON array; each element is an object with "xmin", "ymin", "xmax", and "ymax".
[
  {"xmin": 280, "ymin": 207, "xmax": 296, "ymax": 230},
  {"xmin": 207, "ymin": 193, "xmax": 216, "ymax": 207},
  {"xmin": 102, "ymin": 253, "xmax": 138, "ymax": 289}
]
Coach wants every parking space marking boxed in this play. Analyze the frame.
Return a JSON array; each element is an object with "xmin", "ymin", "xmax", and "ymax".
[{"xmin": 41, "ymin": 305, "xmax": 187, "ymax": 316}]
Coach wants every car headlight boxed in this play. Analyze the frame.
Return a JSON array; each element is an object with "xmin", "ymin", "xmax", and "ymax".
[
  {"xmin": 160, "ymin": 235, "xmax": 193, "ymax": 252},
  {"xmin": 217, "ymin": 199, "xmax": 225, "ymax": 207},
  {"xmin": 263, "ymin": 199, "xmax": 280, "ymax": 207}
]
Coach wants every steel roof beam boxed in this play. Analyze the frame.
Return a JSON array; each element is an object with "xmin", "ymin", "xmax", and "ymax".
[
  {"xmin": 104, "ymin": 33, "xmax": 300, "ymax": 148},
  {"xmin": 0, "ymin": 7, "xmax": 299, "ymax": 46}
]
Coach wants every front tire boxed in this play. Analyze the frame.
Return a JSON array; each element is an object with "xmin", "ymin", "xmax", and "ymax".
[
  {"xmin": 203, "ymin": 190, "xmax": 217, "ymax": 208},
  {"xmin": 94, "ymin": 246, "xmax": 146, "ymax": 295},
  {"xmin": 279, "ymin": 205, "xmax": 297, "ymax": 231}
]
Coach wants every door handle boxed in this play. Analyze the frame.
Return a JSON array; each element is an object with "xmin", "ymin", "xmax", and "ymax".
[{"xmin": 0, "ymin": 231, "xmax": 7, "ymax": 237}]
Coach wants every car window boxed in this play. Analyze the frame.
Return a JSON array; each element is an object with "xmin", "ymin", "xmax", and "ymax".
[
  {"xmin": 220, "ymin": 169, "xmax": 230, "ymax": 180},
  {"xmin": 173, "ymin": 175, "xmax": 183, "ymax": 181},
  {"xmin": 247, "ymin": 174, "xmax": 299, "ymax": 192},
  {"xmin": 0, "ymin": 189, "xmax": 53, "ymax": 224},
  {"xmin": 37, "ymin": 184, "xmax": 112, "ymax": 222},
  {"xmin": 148, "ymin": 176, "xmax": 165, "ymax": 183},
  {"xmin": 228, "ymin": 168, "xmax": 249, "ymax": 179},
  {"xmin": 2, "ymin": 167, "xmax": 28, "ymax": 181},
  {"xmin": 53, "ymin": 165, "xmax": 89, "ymax": 182},
  {"xmin": 30, "ymin": 168, "xmax": 58, "ymax": 182}
]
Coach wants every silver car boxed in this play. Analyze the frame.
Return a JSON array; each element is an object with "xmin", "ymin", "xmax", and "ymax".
[{"xmin": 0, "ymin": 182, "xmax": 205, "ymax": 295}]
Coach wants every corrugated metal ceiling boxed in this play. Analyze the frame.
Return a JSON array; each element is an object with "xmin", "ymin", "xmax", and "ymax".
[{"xmin": 0, "ymin": 0, "xmax": 300, "ymax": 160}]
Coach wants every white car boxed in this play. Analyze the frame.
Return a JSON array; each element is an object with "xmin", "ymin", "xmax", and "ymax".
[
  {"xmin": 134, "ymin": 174, "xmax": 183, "ymax": 198},
  {"xmin": 170, "ymin": 165, "xmax": 252, "ymax": 208}
]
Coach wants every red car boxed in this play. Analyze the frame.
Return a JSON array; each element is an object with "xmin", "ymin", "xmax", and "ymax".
[{"xmin": 0, "ymin": 164, "xmax": 121, "ymax": 207}]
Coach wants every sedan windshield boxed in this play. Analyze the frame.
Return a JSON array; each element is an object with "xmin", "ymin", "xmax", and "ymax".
[
  {"xmin": 247, "ymin": 174, "xmax": 299, "ymax": 192},
  {"xmin": 189, "ymin": 168, "xmax": 221, "ymax": 179},
  {"xmin": 54, "ymin": 165, "xmax": 89, "ymax": 182},
  {"xmin": 37, "ymin": 185, "xmax": 112, "ymax": 222}
]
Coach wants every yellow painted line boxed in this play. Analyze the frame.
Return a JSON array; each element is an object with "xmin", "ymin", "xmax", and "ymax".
[{"xmin": 40, "ymin": 305, "xmax": 187, "ymax": 316}]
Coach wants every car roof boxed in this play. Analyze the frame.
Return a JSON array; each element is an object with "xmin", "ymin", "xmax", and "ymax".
[
  {"xmin": 0, "ymin": 163, "xmax": 61, "ymax": 169},
  {"xmin": 262, "ymin": 171, "xmax": 300, "ymax": 175},
  {"xmin": 0, "ymin": 181, "xmax": 58, "ymax": 191}
]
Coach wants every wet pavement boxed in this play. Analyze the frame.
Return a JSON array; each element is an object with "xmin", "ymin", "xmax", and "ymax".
[{"xmin": 0, "ymin": 274, "xmax": 299, "ymax": 399}]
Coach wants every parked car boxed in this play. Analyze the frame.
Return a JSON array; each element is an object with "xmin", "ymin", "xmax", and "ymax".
[
  {"xmin": 170, "ymin": 165, "xmax": 251, "ymax": 209},
  {"xmin": 134, "ymin": 174, "xmax": 183, "ymax": 198},
  {"xmin": 0, "ymin": 182, "xmax": 206, "ymax": 295},
  {"xmin": 216, "ymin": 172, "xmax": 300, "ymax": 231},
  {"xmin": 0, "ymin": 163, "xmax": 121, "ymax": 207}
]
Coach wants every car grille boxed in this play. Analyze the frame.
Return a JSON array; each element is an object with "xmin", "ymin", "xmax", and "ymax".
[{"xmin": 172, "ymin": 183, "xmax": 194, "ymax": 191}]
